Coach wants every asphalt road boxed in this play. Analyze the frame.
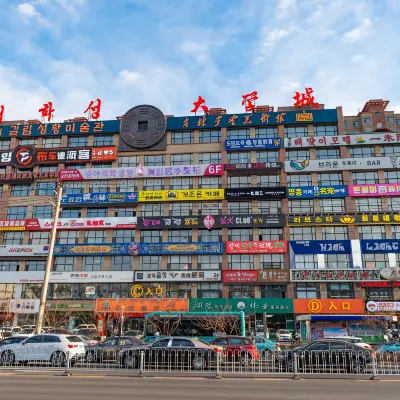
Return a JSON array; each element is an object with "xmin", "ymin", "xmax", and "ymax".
[{"xmin": 1, "ymin": 373, "xmax": 400, "ymax": 400}]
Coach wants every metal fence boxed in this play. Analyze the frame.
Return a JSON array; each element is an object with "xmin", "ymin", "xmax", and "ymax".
[{"xmin": 0, "ymin": 347, "xmax": 399, "ymax": 378}]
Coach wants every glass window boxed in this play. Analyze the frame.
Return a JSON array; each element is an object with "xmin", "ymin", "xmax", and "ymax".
[
  {"xmin": 258, "ymin": 200, "xmax": 281, "ymax": 214},
  {"xmin": 352, "ymin": 121, "xmax": 359, "ymax": 127},
  {"xmin": 65, "ymin": 164, "xmax": 85, "ymax": 170},
  {"xmin": 382, "ymin": 146, "xmax": 400, "ymax": 157},
  {"xmin": 198, "ymin": 283, "xmax": 222, "ymax": 298},
  {"xmin": 256, "ymin": 151, "xmax": 278, "ymax": 163},
  {"xmin": 32, "ymin": 206, "xmax": 53, "ymax": 218},
  {"xmin": 228, "ymin": 228, "xmax": 253, "ymax": 241},
  {"xmin": 228, "ymin": 202, "xmax": 252, "ymax": 215},
  {"xmin": 168, "ymin": 230, "xmax": 192, "ymax": 242},
  {"xmin": 365, "ymin": 287, "xmax": 393, "ymax": 299},
  {"xmin": 108, "ymin": 283, "xmax": 130, "ymax": 298},
  {"xmin": 289, "ymin": 199, "xmax": 313, "ymax": 213},
  {"xmin": 169, "ymin": 203, "xmax": 193, "ymax": 216},
  {"xmin": 350, "ymin": 146, "xmax": 375, "ymax": 158},
  {"xmin": 42, "ymin": 137, "xmax": 62, "ymax": 148},
  {"xmin": 294, "ymin": 254, "xmax": 317, "ymax": 269},
  {"xmin": 116, "ymin": 179, "xmax": 137, "ymax": 192},
  {"xmin": 141, "ymin": 203, "xmax": 163, "ymax": 217},
  {"xmin": 0, "ymin": 140, "xmax": 11, "ymax": 150},
  {"xmin": 198, "ymin": 255, "xmax": 222, "ymax": 270},
  {"xmin": 7, "ymin": 206, "xmax": 27, "ymax": 219},
  {"xmin": 358, "ymin": 226, "xmax": 385, "ymax": 239},
  {"xmin": 68, "ymin": 136, "xmax": 88, "ymax": 147},
  {"xmin": 391, "ymin": 225, "xmax": 400, "ymax": 238},
  {"xmin": 82, "ymin": 256, "xmax": 104, "ymax": 271},
  {"xmin": 313, "ymin": 125, "xmax": 338, "ymax": 136},
  {"xmin": 385, "ymin": 171, "xmax": 400, "ymax": 183},
  {"xmin": 171, "ymin": 131, "xmax": 193, "ymax": 144},
  {"xmin": 363, "ymin": 118, "xmax": 372, "ymax": 124},
  {"xmin": 261, "ymin": 285, "xmax": 286, "ymax": 298},
  {"xmin": 287, "ymin": 174, "xmax": 312, "ymax": 186},
  {"xmin": 353, "ymin": 172, "xmax": 378, "ymax": 184},
  {"xmin": 29, "ymin": 231, "xmax": 49, "ymax": 244},
  {"xmin": 228, "ymin": 176, "xmax": 251, "ymax": 188},
  {"xmin": 39, "ymin": 165, "xmax": 58, "ymax": 172},
  {"xmin": 325, "ymin": 254, "xmax": 353, "ymax": 269},
  {"xmin": 290, "ymin": 227, "xmax": 316, "ymax": 240},
  {"xmin": 295, "ymin": 283, "xmax": 320, "ymax": 299},
  {"xmin": 140, "ymin": 231, "xmax": 162, "ymax": 243},
  {"xmin": 85, "ymin": 231, "xmax": 106, "ymax": 243},
  {"xmin": 21, "ymin": 284, "xmax": 42, "ymax": 299},
  {"xmin": 170, "ymin": 154, "xmax": 193, "ymax": 165},
  {"xmin": 61, "ymin": 209, "xmax": 80, "ymax": 218},
  {"xmin": 229, "ymin": 285, "xmax": 254, "ymax": 298},
  {"xmin": 199, "ymin": 130, "xmax": 221, "ymax": 143},
  {"xmin": 35, "ymin": 182, "xmax": 56, "ymax": 196},
  {"xmin": 170, "ymin": 177, "xmax": 193, "ymax": 189},
  {"xmin": 19, "ymin": 138, "xmax": 37, "ymax": 146},
  {"xmin": 167, "ymin": 255, "xmax": 192, "ymax": 270},
  {"xmin": 94, "ymin": 135, "xmax": 114, "ymax": 146},
  {"xmin": 142, "ymin": 179, "xmax": 164, "ymax": 190},
  {"xmin": 316, "ymin": 148, "xmax": 340, "ymax": 159},
  {"xmin": 115, "ymin": 207, "xmax": 136, "ymax": 217},
  {"xmin": 198, "ymin": 202, "xmax": 221, "ymax": 215},
  {"xmin": 26, "ymin": 260, "xmax": 46, "ymax": 271},
  {"xmin": 64, "ymin": 182, "xmax": 84, "ymax": 194},
  {"xmin": 284, "ymin": 126, "xmax": 307, "ymax": 138},
  {"xmin": 112, "ymin": 230, "xmax": 133, "ymax": 243},
  {"xmin": 226, "ymin": 128, "xmax": 250, "ymax": 139},
  {"xmin": 50, "ymin": 284, "xmax": 72, "ymax": 300},
  {"xmin": 144, "ymin": 155, "xmax": 165, "ymax": 166},
  {"xmin": 54, "ymin": 257, "xmax": 76, "ymax": 272},
  {"xmin": 11, "ymin": 184, "xmax": 30, "ymax": 197},
  {"xmin": 0, "ymin": 284, "xmax": 15, "ymax": 300},
  {"xmin": 227, "ymin": 152, "xmax": 250, "ymax": 163},
  {"xmin": 89, "ymin": 181, "xmax": 109, "ymax": 193},
  {"xmin": 356, "ymin": 198, "xmax": 382, "ymax": 212},
  {"xmin": 318, "ymin": 173, "xmax": 343, "ymax": 186},
  {"xmin": 167, "ymin": 283, "xmax": 191, "ymax": 298},
  {"xmin": 3, "ymin": 232, "xmax": 24, "ymax": 245},
  {"xmin": 0, "ymin": 261, "xmax": 19, "ymax": 271},
  {"xmin": 92, "ymin": 162, "xmax": 113, "ymax": 169},
  {"xmin": 257, "ymin": 175, "xmax": 280, "ymax": 186},
  {"xmin": 198, "ymin": 152, "xmax": 221, "ymax": 164},
  {"xmin": 387, "ymin": 117, "xmax": 394, "ymax": 123},
  {"xmin": 319, "ymin": 199, "xmax": 345, "ymax": 213},
  {"xmin": 111, "ymin": 256, "xmax": 132, "ymax": 271},
  {"xmin": 198, "ymin": 177, "xmax": 221, "ymax": 188},
  {"xmin": 87, "ymin": 208, "xmax": 108, "ymax": 217},
  {"xmin": 57, "ymin": 231, "xmax": 79, "ymax": 244},
  {"xmin": 259, "ymin": 228, "xmax": 283, "ymax": 240},
  {"xmin": 198, "ymin": 229, "xmax": 222, "ymax": 242},
  {"xmin": 286, "ymin": 149, "xmax": 310, "ymax": 160},
  {"xmin": 362, "ymin": 253, "xmax": 389, "ymax": 269},
  {"xmin": 255, "ymin": 127, "xmax": 278, "ymax": 138},
  {"xmin": 260, "ymin": 254, "xmax": 284, "ymax": 269},
  {"xmin": 228, "ymin": 254, "xmax": 254, "ymax": 270},
  {"xmin": 118, "ymin": 156, "xmax": 138, "ymax": 168},
  {"xmin": 321, "ymin": 226, "xmax": 348, "ymax": 240},
  {"xmin": 140, "ymin": 256, "xmax": 161, "ymax": 271}
]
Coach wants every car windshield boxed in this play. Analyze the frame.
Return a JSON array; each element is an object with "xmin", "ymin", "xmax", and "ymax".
[{"xmin": 279, "ymin": 330, "xmax": 290, "ymax": 334}]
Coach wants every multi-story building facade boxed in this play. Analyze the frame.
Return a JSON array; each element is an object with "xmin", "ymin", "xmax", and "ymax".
[{"xmin": 0, "ymin": 101, "xmax": 399, "ymax": 334}]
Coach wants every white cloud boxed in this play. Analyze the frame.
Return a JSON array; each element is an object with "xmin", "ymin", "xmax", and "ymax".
[
  {"xmin": 343, "ymin": 18, "xmax": 372, "ymax": 42},
  {"xmin": 16, "ymin": 2, "xmax": 50, "ymax": 27},
  {"xmin": 277, "ymin": 0, "xmax": 297, "ymax": 19},
  {"xmin": 180, "ymin": 40, "xmax": 209, "ymax": 62},
  {"xmin": 264, "ymin": 29, "xmax": 292, "ymax": 45},
  {"xmin": 351, "ymin": 54, "xmax": 365, "ymax": 62},
  {"xmin": 119, "ymin": 70, "xmax": 141, "ymax": 83}
]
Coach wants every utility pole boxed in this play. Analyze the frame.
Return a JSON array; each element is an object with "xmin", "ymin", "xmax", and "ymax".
[{"xmin": 36, "ymin": 184, "xmax": 63, "ymax": 334}]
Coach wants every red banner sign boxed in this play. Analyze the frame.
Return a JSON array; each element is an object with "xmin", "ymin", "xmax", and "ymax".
[
  {"xmin": 222, "ymin": 270, "xmax": 258, "ymax": 283},
  {"xmin": 226, "ymin": 240, "xmax": 287, "ymax": 254}
]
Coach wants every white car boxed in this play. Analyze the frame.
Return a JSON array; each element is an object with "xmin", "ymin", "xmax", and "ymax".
[
  {"xmin": 330, "ymin": 336, "xmax": 372, "ymax": 349},
  {"xmin": 275, "ymin": 329, "xmax": 293, "ymax": 341},
  {"xmin": 73, "ymin": 324, "xmax": 97, "ymax": 332},
  {"xmin": 0, "ymin": 334, "xmax": 85, "ymax": 366}
]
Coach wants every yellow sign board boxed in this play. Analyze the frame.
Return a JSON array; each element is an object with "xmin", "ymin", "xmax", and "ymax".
[
  {"xmin": 130, "ymin": 284, "xmax": 163, "ymax": 298},
  {"xmin": 138, "ymin": 189, "xmax": 224, "ymax": 202}
]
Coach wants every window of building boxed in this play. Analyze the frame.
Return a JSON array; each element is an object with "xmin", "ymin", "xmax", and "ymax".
[
  {"xmin": 350, "ymin": 146, "xmax": 375, "ymax": 158},
  {"xmin": 115, "ymin": 207, "xmax": 136, "ymax": 217},
  {"xmin": 381, "ymin": 146, "xmax": 400, "ymax": 157},
  {"xmin": 87, "ymin": 208, "xmax": 108, "ymax": 217},
  {"xmin": 353, "ymin": 172, "xmax": 378, "ymax": 184},
  {"xmin": 362, "ymin": 253, "xmax": 389, "ymax": 269},
  {"xmin": 170, "ymin": 177, "xmax": 193, "ymax": 189},
  {"xmin": 54, "ymin": 257, "xmax": 76, "ymax": 272},
  {"xmin": 144, "ymin": 155, "xmax": 165, "ymax": 166},
  {"xmin": 29, "ymin": 231, "xmax": 49, "ymax": 244},
  {"xmin": 227, "ymin": 152, "xmax": 250, "ymax": 164},
  {"xmin": 316, "ymin": 148, "xmax": 340, "ymax": 159},
  {"xmin": 198, "ymin": 283, "xmax": 222, "ymax": 298},
  {"xmin": 228, "ymin": 176, "xmax": 251, "ymax": 188},
  {"xmin": 356, "ymin": 198, "xmax": 382, "ymax": 212},
  {"xmin": 0, "ymin": 261, "xmax": 19, "ymax": 271},
  {"xmin": 167, "ymin": 283, "xmax": 191, "ymax": 298},
  {"xmin": 228, "ymin": 201, "xmax": 252, "ymax": 215},
  {"xmin": 228, "ymin": 285, "xmax": 254, "ymax": 298},
  {"xmin": 50, "ymin": 284, "xmax": 72, "ymax": 300},
  {"xmin": 168, "ymin": 230, "xmax": 192, "ymax": 242},
  {"xmin": 171, "ymin": 131, "xmax": 193, "ymax": 144},
  {"xmin": 11, "ymin": 184, "xmax": 31, "ymax": 197},
  {"xmin": 363, "ymin": 118, "xmax": 372, "ymax": 124},
  {"xmin": 94, "ymin": 135, "xmax": 114, "ymax": 146},
  {"xmin": 39, "ymin": 165, "xmax": 58, "ymax": 172},
  {"xmin": 290, "ymin": 227, "xmax": 316, "ymax": 240},
  {"xmin": 294, "ymin": 254, "xmax": 317, "ymax": 269},
  {"xmin": 228, "ymin": 254, "xmax": 254, "ymax": 270},
  {"xmin": 198, "ymin": 152, "xmax": 221, "ymax": 164},
  {"xmin": 140, "ymin": 256, "xmax": 161, "ymax": 270},
  {"xmin": 82, "ymin": 256, "xmax": 104, "ymax": 271},
  {"xmin": 170, "ymin": 154, "xmax": 193, "ymax": 165},
  {"xmin": 327, "ymin": 283, "xmax": 354, "ymax": 299},
  {"xmin": 259, "ymin": 228, "xmax": 283, "ymax": 241},
  {"xmin": 21, "ymin": 284, "xmax": 42, "ymax": 299},
  {"xmin": 141, "ymin": 203, "xmax": 163, "ymax": 217},
  {"xmin": 169, "ymin": 203, "xmax": 193, "ymax": 216},
  {"xmin": 142, "ymin": 179, "xmax": 164, "ymax": 190},
  {"xmin": 89, "ymin": 181, "xmax": 109, "ymax": 193},
  {"xmin": 0, "ymin": 284, "xmax": 15, "ymax": 300},
  {"xmin": 111, "ymin": 256, "xmax": 132, "ymax": 271},
  {"xmin": 198, "ymin": 229, "xmax": 222, "ymax": 242},
  {"xmin": 319, "ymin": 198, "xmax": 345, "ymax": 213},
  {"xmin": 289, "ymin": 199, "xmax": 313, "ymax": 213},
  {"xmin": 365, "ymin": 287, "xmax": 393, "ymax": 299},
  {"xmin": 198, "ymin": 255, "xmax": 222, "ymax": 270},
  {"xmin": 92, "ymin": 162, "xmax": 113, "ymax": 169},
  {"xmin": 295, "ymin": 283, "xmax": 320, "ymax": 299},
  {"xmin": 32, "ymin": 206, "xmax": 53, "ymax": 218},
  {"xmin": 7, "ymin": 206, "xmax": 27, "ymax": 219},
  {"xmin": 108, "ymin": 283, "xmax": 130, "ymax": 298},
  {"xmin": 257, "ymin": 175, "xmax": 280, "ymax": 186},
  {"xmin": 325, "ymin": 254, "xmax": 352, "ymax": 269},
  {"xmin": 387, "ymin": 117, "xmax": 394, "ymax": 123},
  {"xmin": 391, "ymin": 225, "xmax": 400, "ymax": 238},
  {"xmin": 261, "ymin": 285, "xmax": 286, "ymax": 298},
  {"xmin": 26, "ymin": 261, "xmax": 46, "ymax": 271},
  {"xmin": 313, "ymin": 125, "xmax": 338, "ymax": 136},
  {"xmin": 3, "ymin": 232, "xmax": 24, "ymax": 245},
  {"xmin": 286, "ymin": 149, "xmax": 310, "ymax": 160},
  {"xmin": 256, "ymin": 151, "xmax": 278, "ymax": 163},
  {"xmin": 42, "ymin": 137, "xmax": 62, "ymax": 148},
  {"xmin": 260, "ymin": 254, "xmax": 284, "ymax": 269},
  {"xmin": 317, "ymin": 173, "xmax": 343, "ymax": 186},
  {"xmin": 65, "ymin": 164, "xmax": 86, "ymax": 170},
  {"xmin": 140, "ymin": 230, "xmax": 162, "ymax": 243},
  {"xmin": 226, "ymin": 128, "xmax": 250, "ymax": 139},
  {"xmin": 85, "ymin": 230, "xmax": 106, "ymax": 243},
  {"xmin": 321, "ymin": 226, "xmax": 348, "ymax": 240},
  {"xmin": 228, "ymin": 228, "xmax": 253, "ymax": 241},
  {"xmin": 385, "ymin": 171, "xmax": 400, "ymax": 183},
  {"xmin": 167, "ymin": 255, "xmax": 192, "ymax": 270},
  {"xmin": 352, "ymin": 121, "xmax": 359, "ymax": 127},
  {"xmin": 287, "ymin": 174, "xmax": 312, "ymax": 186},
  {"xmin": 68, "ymin": 136, "xmax": 88, "ymax": 147},
  {"xmin": 19, "ymin": 139, "xmax": 37, "ymax": 146},
  {"xmin": 284, "ymin": 126, "xmax": 307, "ymax": 138},
  {"xmin": 0, "ymin": 140, "xmax": 11, "ymax": 150},
  {"xmin": 198, "ymin": 202, "xmax": 222, "ymax": 215},
  {"xmin": 118, "ymin": 156, "xmax": 138, "ymax": 168},
  {"xmin": 35, "ymin": 182, "xmax": 56, "ymax": 196},
  {"xmin": 198, "ymin": 177, "xmax": 221, "ymax": 188},
  {"xmin": 57, "ymin": 231, "xmax": 79, "ymax": 244},
  {"xmin": 116, "ymin": 179, "xmax": 137, "ymax": 192},
  {"xmin": 61, "ymin": 209, "xmax": 81, "ymax": 218},
  {"xmin": 358, "ymin": 226, "xmax": 385, "ymax": 239},
  {"xmin": 112, "ymin": 230, "xmax": 133, "ymax": 243},
  {"xmin": 255, "ymin": 127, "xmax": 278, "ymax": 138},
  {"xmin": 258, "ymin": 200, "xmax": 281, "ymax": 214},
  {"xmin": 64, "ymin": 182, "xmax": 84, "ymax": 194},
  {"xmin": 198, "ymin": 129, "xmax": 221, "ymax": 143}
]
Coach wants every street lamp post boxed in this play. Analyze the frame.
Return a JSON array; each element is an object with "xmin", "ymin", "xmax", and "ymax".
[{"xmin": 120, "ymin": 306, "xmax": 125, "ymax": 335}]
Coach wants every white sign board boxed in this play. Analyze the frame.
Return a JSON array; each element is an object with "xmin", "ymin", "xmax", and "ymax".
[
  {"xmin": 366, "ymin": 301, "xmax": 400, "ymax": 313},
  {"xmin": 31, "ymin": 217, "xmax": 137, "ymax": 230},
  {"xmin": 9, "ymin": 299, "xmax": 40, "ymax": 314},
  {"xmin": 49, "ymin": 271, "xmax": 134, "ymax": 283},
  {"xmin": 0, "ymin": 245, "xmax": 49, "ymax": 257},
  {"xmin": 135, "ymin": 270, "xmax": 221, "ymax": 282}
]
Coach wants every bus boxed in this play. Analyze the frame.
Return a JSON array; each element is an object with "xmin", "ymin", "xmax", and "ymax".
[{"xmin": 144, "ymin": 311, "xmax": 246, "ymax": 342}]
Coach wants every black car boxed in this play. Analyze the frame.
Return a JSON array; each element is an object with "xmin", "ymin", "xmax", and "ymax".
[
  {"xmin": 276, "ymin": 339, "xmax": 373, "ymax": 373},
  {"xmin": 0, "ymin": 336, "xmax": 29, "ymax": 347},
  {"xmin": 119, "ymin": 337, "xmax": 220, "ymax": 370}
]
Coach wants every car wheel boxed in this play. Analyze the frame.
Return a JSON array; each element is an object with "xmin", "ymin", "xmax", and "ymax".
[
  {"xmin": 348, "ymin": 358, "xmax": 365, "ymax": 374},
  {"xmin": 51, "ymin": 351, "xmax": 66, "ymax": 367},
  {"xmin": 123, "ymin": 354, "xmax": 138, "ymax": 369},
  {"xmin": 240, "ymin": 352, "xmax": 253, "ymax": 367},
  {"xmin": 192, "ymin": 355, "xmax": 207, "ymax": 370},
  {"xmin": 85, "ymin": 350, "xmax": 97, "ymax": 363},
  {"xmin": 1, "ymin": 351, "xmax": 15, "ymax": 366}
]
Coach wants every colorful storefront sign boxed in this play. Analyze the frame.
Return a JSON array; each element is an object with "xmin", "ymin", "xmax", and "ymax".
[
  {"xmin": 288, "ymin": 186, "xmax": 348, "ymax": 198},
  {"xmin": 258, "ymin": 269, "xmax": 289, "ymax": 283},
  {"xmin": 285, "ymin": 157, "xmax": 400, "ymax": 173},
  {"xmin": 135, "ymin": 270, "xmax": 221, "ymax": 282},
  {"xmin": 361, "ymin": 239, "xmax": 400, "ymax": 253},
  {"xmin": 0, "ymin": 171, "xmax": 58, "ymax": 182},
  {"xmin": 222, "ymin": 270, "xmax": 258, "ymax": 283},
  {"xmin": 0, "ymin": 220, "xmax": 29, "ymax": 231},
  {"xmin": 138, "ymin": 189, "xmax": 224, "ymax": 202},
  {"xmin": 225, "ymin": 138, "xmax": 281, "ymax": 150},
  {"xmin": 294, "ymin": 299, "xmax": 364, "ymax": 314},
  {"xmin": 50, "ymin": 271, "xmax": 134, "ymax": 283},
  {"xmin": 59, "ymin": 164, "xmax": 223, "ymax": 181},
  {"xmin": 287, "ymin": 213, "xmax": 400, "ymax": 226},
  {"xmin": 138, "ymin": 214, "xmax": 285, "ymax": 229},
  {"xmin": 225, "ymin": 187, "xmax": 286, "ymax": 200},
  {"xmin": 284, "ymin": 132, "xmax": 400, "ymax": 148},
  {"xmin": 189, "ymin": 298, "xmax": 294, "ymax": 314},
  {"xmin": 95, "ymin": 298, "xmax": 189, "ymax": 313},
  {"xmin": 62, "ymin": 192, "xmax": 138, "ymax": 205},
  {"xmin": 226, "ymin": 240, "xmax": 287, "ymax": 254},
  {"xmin": 290, "ymin": 269, "xmax": 382, "ymax": 282},
  {"xmin": 224, "ymin": 162, "xmax": 282, "ymax": 174},
  {"xmin": 289, "ymin": 240, "xmax": 351, "ymax": 254},
  {"xmin": 26, "ymin": 217, "xmax": 137, "ymax": 230},
  {"xmin": 0, "ymin": 245, "xmax": 49, "ymax": 257},
  {"xmin": 348, "ymin": 184, "xmax": 400, "ymax": 197},
  {"xmin": 9, "ymin": 299, "xmax": 40, "ymax": 314},
  {"xmin": 53, "ymin": 242, "xmax": 223, "ymax": 256},
  {"xmin": 365, "ymin": 301, "xmax": 400, "ymax": 313},
  {"xmin": 360, "ymin": 281, "xmax": 400, "ymax": 287}
]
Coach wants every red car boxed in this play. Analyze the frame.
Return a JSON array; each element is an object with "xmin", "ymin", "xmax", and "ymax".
[{"xmin": 210, "ymin": 336, "xmax": 259, "ymax": 366}]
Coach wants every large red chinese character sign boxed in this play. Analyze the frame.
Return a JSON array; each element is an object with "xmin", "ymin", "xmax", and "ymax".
[
  {"xmin": 0, "ymin": 105, "xmax": 4, "ymax": 123},
  {"xmin": 293, "ymin": 87, "xmax": 319, "ymax": 108},
  {"xmin": 242, "ymin": 91, "xmax": 258, "ymax": 112},
  {"xmin": 191, "ymin": 96, "xmax": 209, "ymax": 114},
  {"xmin": 38, "ymin": 102, "xmax": 55, "ymax": 122},
  {"xmin": 84, "ymin": 98, "xmax": 102, "ymax": 120}
]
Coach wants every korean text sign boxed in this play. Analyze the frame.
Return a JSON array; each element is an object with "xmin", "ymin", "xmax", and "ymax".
[
  {"xmin": 348, "ymin": 184, "xmax": 400, "ymax": 197},
  {"xmin": 290, "ymin": 269, "xmax": 382, "ymax": 282},
  {"xmin": 287, "ymin": 213, "xmax": 400, "ymax": 226},
  {"xmin": 294, "ymin": 299, "xmax": 365, "ymax": 315},
  {"xmin": 223, "ymin": 270, "xmax": 258, "ymax": 283},
  {"xmin": 95, "ymin": 298, "xmax": 189, "ymax": 313},
  {"xmin": 289, "ymin": 240, "xmax": 351, "ymax": 254},
  {"xmin": 226, "ymin": 240, "xmax": 287, "ymax": 254},
  {"xmin": 62, "ymin": 192, "xmax": 138, "ymax": 205},
  {"xmin": 225, "ymin": 138, "xmax": 281, "ymax": 150},
  {"xmin": 135, "ymin": 270, "xmax": 221, "ymax": 282},
  {"xmin": 138, "ymin": 189, "xmax": 224, "ymax": 202},
  {"xmin": 288, "ymin": 186, "xmax": 348, "ymax": 198}
]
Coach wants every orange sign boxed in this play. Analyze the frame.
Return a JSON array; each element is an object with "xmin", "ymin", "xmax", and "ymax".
[
  {"xmin": 95, "ymin": 298, "xmax": 189, "ymax": 313},
  {"xmin": 294, "ymin": 299, "xmax": 364, "ymax": 315}
]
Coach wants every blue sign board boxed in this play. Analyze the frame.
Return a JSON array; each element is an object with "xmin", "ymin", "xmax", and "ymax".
[
  {"xmin": 62, "ymin": 192, "xmax": 138, "ymax": 205},
  {"xmin": 53, "ymin": 242, "xmax": 223, "ymax": 256},
  {"xmin": 289, "ymin": 240, "xmax": 351, "ymax": 254},
  {"xmin": 287, "ymin": 186, "xmax": 348, "ymax": 198},
  {"xmin": 225, "ymin": 138, "xmax": 282, "ymax": 150},
  {"xmin": 361, "ymin": 239, "xmax": 400, "ymax": 253}
]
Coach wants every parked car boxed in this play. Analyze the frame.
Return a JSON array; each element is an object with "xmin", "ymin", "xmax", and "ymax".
[
  {"xmin": 78, "ymin": 335, "xmax": 100, "ymax": 346},
  {"xmin": 0, "ymin": 334, "xmax": 86, "ymax": 366},
  {"xmin": 275, "ymin": 329, "xmax": 292, "ymax": 342},
  {"xmin": 15, "ymin": 327, "xmax": 54, "ymax": 338},
  {"xmin": 210, "ymin": 336, "xmax": 259, "ymax": 366},
  {"xmin": 275, "ymin": 339, "xmax": 373, "ymax": 373},
  {"xmin": 119, "ymin": 337, "xmax": 221, "ymax": 370},
  {"xmin": 378, "ymin": 341, "xmax": 400, "ymax": 360},
  {"xmin": 142, "ymin": 336, "xmax": 162, "ymax": 344},
  {"xmin": 85, "ymin": 336, "xmax": 145, "ymax": 363},
  {"xmin": 123, "ymin": 330, "xmax": 143, "ymax": 338},
  {"xmin": 46, "ymin": 329, "xmax": 72, "ymax": 335},
  {"xmin": 74, "ymin": 329, "xmax": 98, "ymax": 336},
  {"xmin": 0, "ymin": 336, "xmax": 29, "ymax": 347},
  {"xmin": 73, "ymin": 324, "xmax": 97, "ymax": 333},
  {"xmin": 0, "ymin": 326, "xmax": 22, "ymax": 339},
  {"xmin": 331, "ymin": 336, "xmax": 372, "ymax": 350},
  {"xmin": 253, "ymin": 337, "xmax": 281, "ymax": 355},
  {"xmin": 20, "ymin": 325, "xmax": 36, "ymax": 330}
]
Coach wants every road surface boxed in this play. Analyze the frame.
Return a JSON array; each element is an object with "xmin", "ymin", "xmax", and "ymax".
[{"xmin": 1, "ymin": 372, "xmax": 400, "ymax": 400}]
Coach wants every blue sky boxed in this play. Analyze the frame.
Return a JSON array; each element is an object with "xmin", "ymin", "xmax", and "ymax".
[{"xmin": 0, "ymin": 0, "xmax": 399, "ymax": 121}]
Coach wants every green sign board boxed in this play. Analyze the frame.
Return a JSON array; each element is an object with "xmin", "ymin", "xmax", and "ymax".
[{"xmin": 189, "ymin": 298, "xmax": 293, "ymax": 314}]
